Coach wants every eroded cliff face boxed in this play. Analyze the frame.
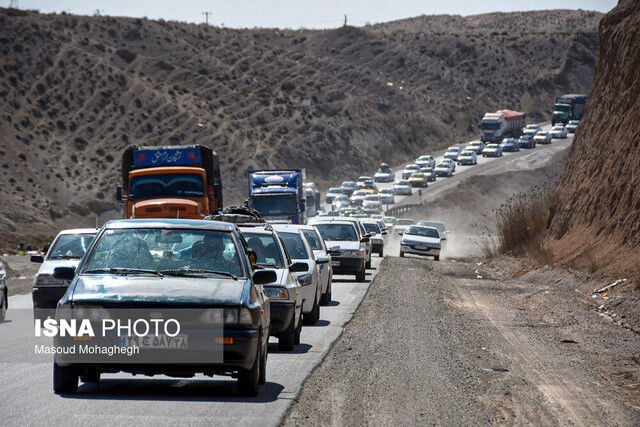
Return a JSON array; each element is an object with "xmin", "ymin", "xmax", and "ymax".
[{"xmin": 548, "ymin": 1, "xmax": 640, "ymax": 279}]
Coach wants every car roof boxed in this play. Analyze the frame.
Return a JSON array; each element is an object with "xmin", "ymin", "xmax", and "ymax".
[
  {"xmin": 104, "ymin": 218, "xmax": 235, "ymax": 232},
  {"xmin": 57, "ymin": 228, "xmax": 99, "ymax": 235},
  {"xmin": 271, "ymin": 223, "xmax": 315, "ymax": 233},
  {"xmin": 237, "ymin": 226, "xmax": 273, "ymax": 236}
]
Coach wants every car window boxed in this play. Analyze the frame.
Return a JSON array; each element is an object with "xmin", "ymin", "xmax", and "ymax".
[
  {"xmin": 315, "ymin": 223, "xmax": 358, "ymax": 242},
  {"xmin": 363, "ymin": 223, "xmax": 380, "ymax": 234},
  {"xmin": 279, "ymin": 232, "xmax": 309, "ymax": 260},
  {"xmin": 405, "ymin": 226, "xmax": 440, "ymax": 238},
  {"xmin": 243, "ymin": 232, "xmax": 285, "ymax": 268},
  {"xmin": 302, "ymin": 230, "xmax": 323, "ymax": 251},
  {"xmin": 47, "ymin": 233, "xmax": 95, "ymax": 260}
]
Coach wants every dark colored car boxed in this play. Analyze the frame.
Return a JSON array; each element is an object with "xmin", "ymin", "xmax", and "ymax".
[
  {"xmin": 51, "ymin": 219, "xmax": 273, "ymax": 396},
  {"xmin": 518, "ymin": 134, "xmax": 536, "ymax": 149}
]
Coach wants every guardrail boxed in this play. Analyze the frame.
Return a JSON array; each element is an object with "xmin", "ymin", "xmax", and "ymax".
[{"xmin": 384, "ymin": 202, "xmax": 422, "ymax": 216}]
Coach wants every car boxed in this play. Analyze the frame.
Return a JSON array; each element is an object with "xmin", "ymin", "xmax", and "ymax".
[
  {"xmin": 362, "ymin": 200, "xmax": 383, "ymax": 215},
  {"xmin": 325, "ymin": 188, "xmax": 345, "ymax": 204},
  {"xmin": 298, "ymin": 225, "xmax": 337, "ymax": 306},
  {"xmin": 482, "ymin": 143, "xmax": 503, "ymax": 157},
  {"xmin": 393, "ymin": 180, "xmax": 413, "ymax": 195},
  {"xmin": 418, "ymin": 166, "xmax": 437, "ymax": 181},
  {"xmin": 518, "ymin": 134, "xmax": 536, "ymax": 149},
  {"xmin": 272, "ymin": 224, "xmax": 324, "ymax": 325},
  {"xmin": 395, "ymin": 218, "xmax": 416, "ymax": 235},
  {"xmin": 457, "ymin": 150, "xmax": 478, "ymax": 165},
  {"xmin": 549, "ymin": 125, "xmax": 569, "ymax": 139},
  {"xmin": 0, "ymin": 261, "xmax": 7, "ymax": 322},
  {"xmin": 356, "ymin": 176, "xmax": 373, "ymax": 184},
  {"xmin": 523, "ymin": 124, "xmax": 542, "ymax": 134},
  {"xmin": 400, "ymin": 225, "xmax": 442, "ymax": 260},
  {"xmin": 378, "ymin": 188, "xmax": 396, "ymax": 204},
  {"xmin": 350, "ymin": 190, "xmax": 368, "ymax": 207},
  {"xmin": 362, "ymin": 219, "xmax": 385, "ymax": 257},
  {"xmin": 383, "ymin": 216, "xmax": 396, "ymax": 230},
  {"xmin": 374, "ymin": 163, "xmax": 395, "ymax": 183},
  {"xmin": 415, "ymin": 155, "xmax": 436, "ymax": 169},
  {"xmin": 340, "ymin": 181, "xmax": 357, "ymax": 196},
  {"xmin": 331, "ymin": 194, "xmax": 350, "ymax": 211},
  {"xmin": 464, "ymin": 141, "xmax": 485, "ymax": 155},
  {"xmin": 533, "ymin": 131, "xmax": 552, "ymax": 144},
  {"xmin": 313, "ymin": 216, "xmax": 372, "ymax": 268},
  {"xmin": 360, "ymin": 183, "xmax": 378, "ymax": 194},
  {"xmin": 434, "ymin": 161, "xmax": 454, "ymax": 177},
  {"xmin": 565, "ymin": 120, "xmax": 580, "ymax": 133},
  {"xmin": 31, "ymin": 228, "xmax": 98, "ymax": 320},
  {"xmin": 500, "ymin": 137, "xmax": 520, "ymax": 152},
  {"xmin": 408, "ymin": 172, "xmax": 429, "ymax": 187},
  {"xmin": 444, "ymin": 146, "xmax": 463, "ymax": 161},
  {"xmin": 401, "ymin": 164, "xmax": 420, "ymax": 179},
  {"xmin": 308, "ymin": 219, "xmax": 368, "ymax": 282},
  {"xmin": 417, "ymin": 220, "xmax": 448, "ymax": 250},
  {"xmin": 240, "ymin": 225, "xmax": 304, "ymax": 350},
  {"xmin": 339, "ymin": 206, "xmax": 360, "ymax": 216},
  {"xmin": 51, "ymin": 218, "xmax": 272, "ymax": 396}
]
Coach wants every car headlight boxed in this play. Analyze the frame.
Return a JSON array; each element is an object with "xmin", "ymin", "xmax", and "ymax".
[
  {"xmin": 297, "ymin": 274, "xmax": 313, "ymax": 286},
  {"xmin": 264, "ymin": 287, "xmax": 290, "ymax": 300},
  {"xmin": 342, "ymin": 250, "xmax": 362, "ymax": 257},
  {"xmin": 73, "ymin": 305, "xmax": 112, "ymax": 321},
  {"xmin": 35, "ymin": 274, "xmax": 67, "ymax": 286},
  {"xmin": 201, "ymin": 308, "xmax": 252, "ymax": 326}
]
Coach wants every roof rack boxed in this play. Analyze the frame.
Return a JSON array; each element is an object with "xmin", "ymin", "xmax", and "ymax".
[{"xmin": 205, "ymin": 206, "xmax": 267, "ymax": 225}]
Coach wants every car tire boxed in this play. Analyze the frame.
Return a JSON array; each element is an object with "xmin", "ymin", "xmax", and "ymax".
[
  {"xmin": 304, "ymin": 296, "xmax": 320, "ymax": 325},
  {"xmin": 278, "ymin": 316, "xmax": 295, "ymax": 351},
  {"xmin": 320, "ymin": 281, "xmax": 332, "ymax": 306},
  {"xmin": 238, "ymin": 340, "xmax": 261, "ymax": 396},
  {"xmin": 434, "ymin": 255, "xmax": 440, "ymax": 261},
  {"xmin": 258, "ymin": 334, "xmax": 267, "ymax": 385},
  {"xmin": 0, "ymin": 290, "xmax": 6, "ymax": 322},
  {"xmin": 399, "ymin": 251, "xmax": 404, "ymax": 258},
  {"xmin": 81, "ymin": 368, "xmax": 100, "ymax": 383},
  {"xmin": 294, "ymin": 310, "xmax": 302, "ymax": 345},
  {"xmin": 356, "ymin": 269, "xmax": 366, "ymax": 282},
  {"xmin": 379, "ymin": 248, "xmax": 384, "ymax": 257},
  {"xmin": 53, "ymin": 362, "xmax": 79, "ymax": 394}
]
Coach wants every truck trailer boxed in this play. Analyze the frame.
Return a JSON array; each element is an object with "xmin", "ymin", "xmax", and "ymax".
[
  {"xmin": 248, "ymin": 170, "xmax": 306, "ymax": 224},
  {"xmin": 552, "ymin": 94, "xmax": 587, "ymax": 125},
  {"xmin": 480, "ymin": 110, "xmax": 526, "ymax": 143}
]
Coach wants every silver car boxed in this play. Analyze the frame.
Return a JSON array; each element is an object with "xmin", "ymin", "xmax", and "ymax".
[
  {"xmin": 362, "ymin": 219, "xmax": 385, "ymax": 257},
  {"xmin": 401, "ymin": 164, "xmax": 420, "ymax": 180},
  {"xmin": 444, "ymin": 146, "xmax": 462, "ymax": 161},
  {"xmin": 457, "ymin": 150, "xmax": 477, "ymax": 165},
  {"xmin": 415, "ymin": 155, "xmax": 436, "ymax": 169},
  {"xmin": 434, "ymin": 160, "xmax": 455, "ymax": 177},
  {"xmin": 378, "ymin": 188, "xmax": 395, "ymax": 204},
  {"xmin": 465, "ymin": 141, "xmax": 485, "ymax": 155},
  {"xmin": 393, "ymin": 180, "xmax": 413, "ymax": 195},
  {"xmin": 533, "ymin": 131, "xmax": 552, "ymax": 144}
]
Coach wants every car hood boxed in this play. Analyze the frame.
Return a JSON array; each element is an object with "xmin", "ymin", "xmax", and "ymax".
[
  {"xmin": 69, "ymin": 274, "xmax": 247, "ymax": 305},
  {"xmin": 37, "ymin": 259, "xmax": 84, "ymax": 276},
  {"xmin": 325, "ymin": 240, "xmax": 360, "ymax": 251},
  {"xmin": 484, "ymin": 146, "xmax": 499, "ymax": 151},
  {"xmin": 401, "ymin": 235, "xmax": 440, "ymax": 244}
]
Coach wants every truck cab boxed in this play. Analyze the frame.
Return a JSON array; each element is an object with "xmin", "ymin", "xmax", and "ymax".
[{"xmin": 248, "ymin": 170, "xmax": 306, "ymax": 224}]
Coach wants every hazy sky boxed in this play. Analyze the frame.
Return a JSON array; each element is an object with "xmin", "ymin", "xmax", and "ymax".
[{"xmin": 15, "ymin": 0, "xmax": 617, "ymax": 28}]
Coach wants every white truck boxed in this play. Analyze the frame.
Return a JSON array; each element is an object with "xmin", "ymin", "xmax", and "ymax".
[{"xmin": 480, "ymin": 110, "xmax": 526, "ymax": 143}]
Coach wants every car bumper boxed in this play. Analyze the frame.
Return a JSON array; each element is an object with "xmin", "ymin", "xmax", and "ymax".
[
  {"xmin": 401, "ymin": 243, "xmax": 440, "ymax": 257},
  {"xmin": 372, "ymin": 242, "xmax": 384, "ymax": 253},
  {"xmin": 435, "ymin": 170, "xmax": 450, "ymax": 176},
  {"xmin": 458, "ymin": 159, "xmax": 475, "ymax": 165},
  {"xmin": 331, "ymin": 256, "xmax": 363, "ymax": 275},
  {"xmin": 374, "ymin": 176, "xmax": 394, "ymax": 182},
  {"xmin": 269, "ymin": 301, "xmax": 295, "ymax": 335},
  {"xmin": 33, "ymin": 285, "xmax": 68, "ymax": 318},
  {"xmin": 409, "ymin": 181, "xmax": 428, "ymax": 187},
  {"xmin": 483, "ymin": 151, "xmax": 500, "ymax": 157}
]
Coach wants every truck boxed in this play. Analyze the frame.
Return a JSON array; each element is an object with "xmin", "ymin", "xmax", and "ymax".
[
  {"xmin": 248, "ymin": 169, "xmax": 306, "ymax": 224},
  {"xmin": 551, "ymin": 94, "xmax": 587, "ymax": 125},
  {"xmin": 303, "ymin": 182, "xmax": 321, "ymax": 218},
  {"xmin": 479, "ymin": 110, "xmax": 526, "ymax": 143},
  {"xmin": 117, "ymin": 145, "xmax": 223, "ymax": 219}
]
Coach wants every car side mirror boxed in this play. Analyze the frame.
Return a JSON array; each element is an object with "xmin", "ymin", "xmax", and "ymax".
[
  {"xmin": 115, "ymin": 186, "xmax": 123, "ymax": 201},
  {"xmin": 360, "ymin": 237, "xmax": 370, "ymax": 243},
  {"xmin": 253, "ymin": 269, "xmax": 277, "ymax": 285},
  {"xmin": 289, "ymin": 261, "xmax": 308, "ymax": 273},
  {"xmin": 382, "ymin": 230, "xmax": 387, "ymax": 235},
  {"xmin": 30, "ymin": 254, "xmax": 44, "ymax": 263},
  {"xmin": 53, "ymin": 266, "xmax": 76, "ymax": 281}
]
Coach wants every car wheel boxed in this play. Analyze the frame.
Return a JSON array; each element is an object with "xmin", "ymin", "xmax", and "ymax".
[
  {"xmin": 356, "ymin": 269, "xmax": 366, "ymax": 282},
  {"xmin": 81, "ymin": 368, "xmax": 100, "ymax": 383},
  {"xmin": 53, "ymin": 362, "xmax": 79, "ymax": 394},
  {"xmin": 294, "ymin": 310, "xmax": 302, "ymax": 345},
  {"xmin": 399, "ymin": 251, "xmax": 404, "ymax": 258},
  {"xmin": 320, "ymin": 281, "xmax": 332, "ymax": 306},
  {"xmin": 278, "ymin": 315, "xmax": 295, "ymax": 351},
  {"xmin": 366, "ymin": 258, "xmax": 371, "ymax": 269},
  {"xmin": 434, "ymin": 255, "xmax": 440, "ymax": 261},
  {"xmin": 238, "ymin": 339, "xmax": 261, "ymax": 396},
  {"xmin": 304, "ymin": 296, "xmax": 320, "ymax": 325},
  {"xmin": 379, "ymin": 248, "xmax": 384, "ymax": 257},
  {"xmin": 258, "ymin": 335, "xmax": 268, "ymax": 385},
  {"xmin": 0, "ymin": 290, "xmax": 6, "ymax": 322}
]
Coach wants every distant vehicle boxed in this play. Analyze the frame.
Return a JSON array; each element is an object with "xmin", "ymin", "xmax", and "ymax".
[
  {"xmin": 518, "ymin": 134, "xmax": 536, "ymax": 149},
  {"xmin": 378, "ymin": 188, "xmax": 396, "ymax": 204},
  {"xmin": 374, "ymin": 163, "xmax": 395, "ymax": 183},
  {"xmin": 400, "ymin": 225, "xmax": 442, "ymax": 260},
  {"xmin": 362, "ymin": 220, "xmax": 385, "ymax": 257},
  {"xmin": 362, "ymin": 199, "xmax": 384, "ymax": 215},
  {"xmin": 419, "ymin": 167, "xmax": 437, "ymax": 181},
  {"xmin": 298, "ymin": 225, "xmax": 337, "ymax": 306},
  {"xmin": 457, "ymin": 150, "xmax": 478, "ymax": 165},
  {"xmin": 360, "ymin": 182, "xmax": 378, "ymax": 194},
  {"xmin": 565, "ymin": 120, "xmax": 580, "ymax": 133},
  {"xmin": 523, "ymin": 124, "xmax": 542, "ymax": 134},
  {"xmin": 500, "ymin": 138, "xmax": 520, "ymax": 152},
  {"xmin": 303, "ymin": 183, "xmax": 321, "ymax": 218},
  {"xmin": 308, "ymin": 219, "xmax": 368, "ymax": 282},
  {"xmin": 401, "ymin": 164, "xmax": 420, "ymax": 179},
  {"xmin": 340, "ymin": 206, "xmax": 360, "ymax": 216},
  {"xmin": 31, "ymin": 228, "xmax": 98, "ymax": 320},
  {"xmin": 552, "ymin": 94, "xmax": 587, "ymax": 125},
  {"xmin": 465, "ymin": 141, "xmax": 485, "ymax": 155},
  {"xmin": 383, "ymin": 216, "xmax": 396, "ymax": 229},
  {"xmin": 331, "ymin": 194, "xmax": 350, "ymax": 211},
  {"xmin": 326, "ymin": 188, "xmax": 345, "ymax": 204},
  {"xmin": 240, "ymin": 225, "xmax": 304, "ymax": 350},
  {"xmin": 395, "ymin": 218, "xmax": 416, "ymax": 235},
  {"xmin": 415, "ymin": 155, "xmax": 436, "ymax": 169},
  {"xmin": 533, "ymin": 131, "xmax": 552, "ymax": 144},
  {"xmin": 340, "ymin": 181, "xmax": 358, "ymax": 196},
  {"xmin": 249, "ymin": 169, "xmax": 306, "ymax": 224},
  {"xmin": 350, "ymin": 190, "xmax": 367, "ymax": 207},
  {"xmin": 434, "ymin": 161, "xmax": 455, "ymax": 177},
  {"xmin": 549, "ymin": 125, "xmax": 569, "ymax": 139},
  {"xmin": 0, "ymin": 261, "xmax": 6, "ymax": 322},
  {"xmin": 480, "ymin": 110, "xmax": 526, "ymax": 143},
  {"xmin": 408, "ymin": 172, "xmax": 429, "ymax": 187},
  {"xmin": 444, "ymin": 147, "xmax": 463, "ymax": 161},
  {"xmin": 393, "ymin": 180, "xmax": 413, "ymax": 195},
  {"xmin": 356, "ymin": 176, "xmax": 373, "ymax": 188},
  {"xmin": 482, "ymin": 143, "xmax": 503, "ymax": 157}
]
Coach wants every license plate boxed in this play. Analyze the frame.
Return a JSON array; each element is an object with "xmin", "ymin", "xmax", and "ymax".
[
  {"xmin": 331, "ymin": 260, "xmax": 340, "ymax": 267},
  {"xmin": 122, "ymin": 334, "xmax": 188, "ymax": 350}
]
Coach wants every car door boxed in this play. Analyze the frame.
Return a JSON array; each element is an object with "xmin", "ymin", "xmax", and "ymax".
[
  {"xmin": 239, "ymin": 231, "xmax": 270, "ymax": 338},
  {"xmin": 301, "ymin": 229, "xmax": 330, "ymax": 294},
  {"xmin": 277, "ymin": 234, "xmax": 303, "ymax": 322}
]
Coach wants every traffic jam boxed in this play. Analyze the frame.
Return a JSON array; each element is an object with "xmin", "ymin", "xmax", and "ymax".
[{"xmin": 20, "ymin": 101, "xmax": 580, "ymax": 397}]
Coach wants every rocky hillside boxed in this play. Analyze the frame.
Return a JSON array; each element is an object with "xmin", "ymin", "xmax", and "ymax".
[
  {"xmin": 548, "ymin": 1, "xmax": 640, "ymax": 281},
  {"xmin": 0, "ymin": 8, "xmax": 601, "ymax": 246}
]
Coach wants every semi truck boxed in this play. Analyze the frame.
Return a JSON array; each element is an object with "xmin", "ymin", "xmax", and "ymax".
[
  {"xmin": 552, "ymin": 94, "xmax": 587, "ymax": 125},
  {"xmin": 117, "ymin": 145, "xmax": 223, "ymax": 219},
  {"xmin": 480, "ymin": 110, "xmax": 526, "ymax": 143},
  {"xmin": 248, "ymin": 169, "xmax": 306, "ymax": 224}
]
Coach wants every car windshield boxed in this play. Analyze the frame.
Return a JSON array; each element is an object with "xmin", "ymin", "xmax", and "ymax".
[
  {"xmin": 302, "ymin": 230, "xmax": 324, "ymax": 251},
  {"xmin": 251, "ymin": 194, "xmax": 297, "ymax": 216},
  {"xmin": 397, "ymin": 219, "xmax": 415, "ymax": 226},
  {"xmin": 315, "ymin": 223, "xmax": 358, "ymax": 241},
  {"xmin": 130, "ymin": 173, "xmax": 204, "ymax": 200},
  {"xmin": 405, "ymin": 226, "xmax": 440, "ymax": 238},
  {"xmin": 377, "ymin": 168, "xmax": 391, "ymax": 173},
  {"xmin": 342, "ymin": 182, "xmax": 355, "ymax": 187},
  {"xmin": 243, "ymin": 232, "xmax": 284, "ymax": 268},
  {"xmin": 481, "ymin": 122, "xmax": 501, "ymax": 130},
  {"xmin": 47, "ymin": 233, "xmax": 95, "ymax": 260},
  {"xmin": 81, "ymin": 228, "xmax": 245, "ymax": 277},
  {"xmin": 461, "ymin": 151, "xmax": 474, "ymax": 156},
  {"xmin": 363, "ymin": 223, "xmax": 381, "ymax": 234},
  {"xmin": 279, "ymin": 232, "xmax": 309, "ymax": 260},
  {"xmin": 405, "ymin": 165, "xmax": 418, "ymax": 170}
]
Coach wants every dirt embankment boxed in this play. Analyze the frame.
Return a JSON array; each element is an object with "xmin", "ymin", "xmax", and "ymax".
[
  {"xmin": 0, "ymin": 8, "xmax": 600, "ymax": 247},
  {"xmin": 547, "ymin": 1, "xmax": 640, "ymax": 281}
]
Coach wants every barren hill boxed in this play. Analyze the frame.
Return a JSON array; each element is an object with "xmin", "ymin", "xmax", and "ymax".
[{"xmin": 0, "ymin": 8, "xmax": 601, "ymax": 246}]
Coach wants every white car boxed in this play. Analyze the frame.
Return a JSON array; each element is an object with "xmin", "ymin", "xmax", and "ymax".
[
  {"xmin": 457, "ymin": 150, "xmax": 477, "ymax": 165},
  {"xmin": 393, "ymin": 180, "xmax": 412, "ymax": 195},
  {"xmin": 350, "ymin": 190, "xmax": 367, "ymax": 207},
  {"xmin": 565, "ymin": 120, "xmax": 580, "ymax": 133},
  {"xmin": 549, "ymin": 125, "xmax": 568, "ymax": 139},
  {"xmin": 401, "ymin": 164, "xmax": 420, "ymax": 179},
  {"xmin": 415, "ymin": 155, "xmax": 436, "ymax": 169},
  {"xmin": 362, "ymin": 219, "xmax": 385, "ymax": 257},
  {"xmin": 533, "ymin": 131, "xmax": 552, "ymax": 144},
  {"xmin": 482, "ymin": 143, "xmax": 503, "ymax": 157},
  {"xmin": 523, "ymin": 124, "xmax": 542, "ymax": 134},
  {"xmin": 378, "ymin": 188, "xmax": 395, "ymax": 204},
  {"xmin": 331, "ymin": 194, "xmax": 350, "ymax": 211},
  {"xmin": 417, "ymin": 220, "xmax": 448, "ymax": 250},
  {"xmin": 308, "ymin": 219, "xmax": 368, "ymax": 282},
  {"xmin": 444, "ymin": 146, "xmax": 462, "ymax": 161},
  {"xmin": 31, "ymin": 228, "xmax": 98, "ymax": 320},
  {"xmin": 299, "ymin": 225, "xmax": 336, "ymax": 305},
  {"xmin": 434, "ymin": 160, "xmax": 455, "ymax": 177},
  {"xmin": 383, "ymin": 216, "xmax": 396, "ymax": 230},
  {"xmin": 374, "ymin": 165, "xmax": 395, "ymax": 183},
  {"xmin": 465, "ymin": 141, "xmax": 485, "ymax": 155},
  {"xmin": 395, "ymin": 218, "xmax": 415, "ymax": 235},
  {"xmin": 362, "ymin": 200, "xmax": 383, "ymax": 215},
  {"xmin": 400, "ymin": 225, "xmax": 442, "ymax": 260}
]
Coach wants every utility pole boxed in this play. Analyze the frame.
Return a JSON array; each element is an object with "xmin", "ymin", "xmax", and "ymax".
[
  {"xmin": 94, "ymin": 9, "xmax": 101, "ymax": 16},
  {"xmin": 343, "ymin": 14, "xmax": 347, "ymax": 27},
  {"xmin": 202, "ymin": 11, "xmax": 212, "ymax": 25},
  {"xmin": 9, "ymin": 0, "xmax": 19, "ymax": 8}
]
